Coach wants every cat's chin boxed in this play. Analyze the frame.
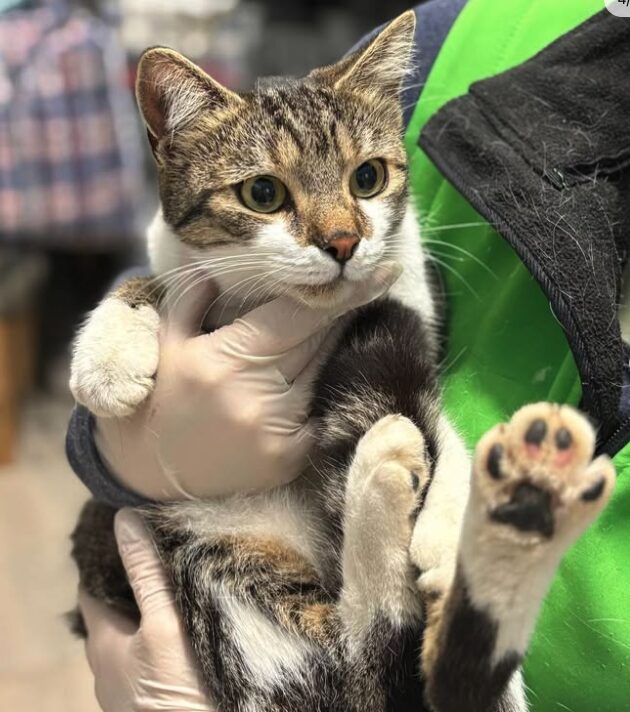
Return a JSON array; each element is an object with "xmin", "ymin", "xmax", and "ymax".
[
  {"xmin": 289, "ymin": 277, "xmax": 369, "ymax": 309},
  {"xmin": 291, "ymin": 281, "xmax": 342, "ymax": 306}
]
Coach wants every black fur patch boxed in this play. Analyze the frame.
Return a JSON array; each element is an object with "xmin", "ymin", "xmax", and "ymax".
[
  {"xmin": 428, "ymin": 575, "xmax": 522, "ymax": 712},
  {"xmin": 382, "ymin": 619, "xmax": 426, "ymax": 712},
  {"xmin": 70, "ymin": 500, "xmax": 138, "ymax": 626}
]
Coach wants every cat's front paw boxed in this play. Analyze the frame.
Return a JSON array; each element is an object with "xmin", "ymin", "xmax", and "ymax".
[{"xmin": 70, "ymin": 297, "xmax": 160, "ymax": 417}]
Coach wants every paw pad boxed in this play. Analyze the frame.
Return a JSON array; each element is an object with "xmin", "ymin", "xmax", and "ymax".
[
  {"xmin": 473, "ymin": 403, "xmax": 615, "ymax": 542},
  {"xmin": 524, "ymin": 418, "xmax": 547, "ymax": 446},
  {"xmin": 581, "ymin": 477, "xmax": 606, "ymax": 502},
  {"xmin": 554, "ymin": 427, "xmax": 572, "ymax": 450},
  {"xmin": 490, "ymin": 481, "xmax": 554, "ymax": 537},
  {"xmin": 487, "ymin": 443, "xmax": 504, "ymax": 480}
]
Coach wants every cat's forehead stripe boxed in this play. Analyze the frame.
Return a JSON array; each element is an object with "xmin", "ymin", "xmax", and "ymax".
[{"xmin": 249, "ymin": 84, "xmax": 375, "ymax": 161}]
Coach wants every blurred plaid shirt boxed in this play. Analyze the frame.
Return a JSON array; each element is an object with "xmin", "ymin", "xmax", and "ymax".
[{"xmin": 0, "ymin": 1, "xmax": 147, "ymax": 247}]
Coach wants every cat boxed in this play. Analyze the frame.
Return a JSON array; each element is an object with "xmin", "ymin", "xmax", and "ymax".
[{"xmin": 69, "ymin": 12, "xmax": 615, "ymax": 712}]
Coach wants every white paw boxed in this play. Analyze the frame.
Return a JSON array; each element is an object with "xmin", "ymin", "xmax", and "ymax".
[
  {"xmin": 342, "ymin": 416, "xmax": 429, "ymax": 625},
  {"xmin": 416, "ymin": 557, "xmax": 456, "ymax": 597},
  {"xmin": 70, "ymin": 297, "xmax": 159, "ymax": 417},
  {"xmin": 351, "ymin": 414, "xmax": 429, "ymax": 487},
  {"xmin": 413, "ymin": 509, "xmax": 459, "ymax": 597},
  {"xmin": 344, "ymin": 415, "xmax": 428, "ymax": 578}
]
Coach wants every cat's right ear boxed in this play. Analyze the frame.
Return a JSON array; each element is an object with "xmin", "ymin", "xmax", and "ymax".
[
  {"xmin": 135, "ymin": 48, "xmax": 242, "ymax": 155},
  {"xmin": 310, "ymin": 11, "xmax": 416, "ymax": 101}
]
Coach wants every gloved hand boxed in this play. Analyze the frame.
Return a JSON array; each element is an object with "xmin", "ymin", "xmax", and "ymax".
[
  {"xmin": 79, "ymin": 508, "xmax": 213, "ymax": 712},
  {"xmin": 95, "ymin": 264, "xmax": 400, "ymax": 500}
]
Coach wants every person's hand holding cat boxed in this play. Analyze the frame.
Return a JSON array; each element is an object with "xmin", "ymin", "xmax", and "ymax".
[
  {"xmin": 79, "ymin": 508, "xmax": 213, "ymax": 712},
  {"xmin": 95, "ymin": 264, "xmax": 400, "ymax": 500}
]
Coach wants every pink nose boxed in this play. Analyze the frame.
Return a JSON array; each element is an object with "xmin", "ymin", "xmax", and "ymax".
[{"xmin": 325, "ymin": 234, "xmax": 360, "ymax": 263}]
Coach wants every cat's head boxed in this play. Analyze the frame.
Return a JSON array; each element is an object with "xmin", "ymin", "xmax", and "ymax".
[{"xmin": 137, "ymin": 11, "xmax": 416, "ymax": 309}]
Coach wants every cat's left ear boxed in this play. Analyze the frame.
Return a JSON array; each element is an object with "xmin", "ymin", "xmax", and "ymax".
[{"xmin": 311, "ymin": 10, "xmax": 416, "ymax": 99}]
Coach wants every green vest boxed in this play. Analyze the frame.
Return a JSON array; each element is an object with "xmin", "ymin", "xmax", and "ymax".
[{"xmin": 405, "ymin": 0, "xmax": 630, "ymax": 709}]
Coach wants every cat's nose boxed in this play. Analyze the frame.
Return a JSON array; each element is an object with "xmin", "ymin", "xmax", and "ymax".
[{"xmin": 323, "ymin": 233, "xmax": 360, "ymax": 264}]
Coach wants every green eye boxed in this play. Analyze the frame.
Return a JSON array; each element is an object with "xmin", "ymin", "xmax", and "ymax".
[
  {"xmin": 350, "ymin": 159, "xmax": 387, "ymax": 198},
  {"xmin": 240, "ymin": 175, "xmax": 287, "ymax": 213}
]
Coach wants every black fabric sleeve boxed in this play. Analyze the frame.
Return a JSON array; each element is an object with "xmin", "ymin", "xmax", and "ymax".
[
  {"xmin": 66, "ymin": 406, "xmax": 151, "ymax": 507},
  {"xmin": 419, "ymin": 9, "xmax": 630, "ymax": 445}
]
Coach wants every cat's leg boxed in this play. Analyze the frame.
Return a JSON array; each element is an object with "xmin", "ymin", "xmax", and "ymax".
[
  {"xmin": 92, "ymin": 408, "xmax": 430, "ymax": 712},
  {"xmin": 70, "ymin": 277, "xmax": 161, "ymax": 417},
  {"xmin": 69, "ymin": 500, "xmax": 138, "ymax": 635},
  {"xmin": 421, "ymin": 403, "xmax": 615, "ymax": 712},
  {"xmin": 339, "ymin": 413, "xmax": 430, "ymax": 710},
  {"xmin": 411, "ymin": 415, "xmax": 470, "ymax": 598}
]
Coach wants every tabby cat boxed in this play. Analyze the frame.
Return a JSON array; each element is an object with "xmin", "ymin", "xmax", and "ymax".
[{"xmin": 70, "ymin": 12, "xmax": 615, "ymax": 712}]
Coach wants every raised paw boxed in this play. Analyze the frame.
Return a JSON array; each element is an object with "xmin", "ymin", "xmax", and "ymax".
[
  {"xmin": 342, "ymin": 415, "xmax": 430, "ymax": 621},
  {"xmin": 473, "ymin": 403, "xmax": 615, "ymax": 544},
  {"xmin": 70, "ymin": 297, "xmax": 160, "ymax": 417},
  {"xmin": 345, "ymin": 415, "xmax": 430, "ymax": 560},
  {"xmin": 351, "ymin": 414, "xmax": 430, "ymax": 497}
]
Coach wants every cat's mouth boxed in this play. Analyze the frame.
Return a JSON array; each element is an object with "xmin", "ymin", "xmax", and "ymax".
[
  {"xmin": 287, "ymin": 268, "xmax": 374, "ymax": 307},
  {"xmin": 294, "ymin": 278, "xmax": 344, "ymax": 301},
  {"xmin": 279, "ymin": 251, "xmax": 391, "ymax": 306},
  {"xmin": 203, "ymin": 248, "xmax": 384, "ymax": 319}
]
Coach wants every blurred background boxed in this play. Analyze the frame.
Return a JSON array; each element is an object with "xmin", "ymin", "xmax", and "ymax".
[{"xmin": 0, "ymin": 0, "xmax": 412, "ymax": 708}]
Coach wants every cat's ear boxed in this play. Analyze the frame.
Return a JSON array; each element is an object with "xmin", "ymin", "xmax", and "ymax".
[
  {"xmin": 311, "ymin": 10, "xmax": 416, "ymax": 99},
  {"xmin": 136, "ymin": 47, "xmax": 242, "ymax": 145}
]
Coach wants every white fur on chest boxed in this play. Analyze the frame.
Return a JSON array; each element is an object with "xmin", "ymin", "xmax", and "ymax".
[{"xmin": 386, "ymin": 204, "xmax": 436, "ymax": 323}]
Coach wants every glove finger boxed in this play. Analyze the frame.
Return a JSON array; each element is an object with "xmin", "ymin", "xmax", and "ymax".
[
  {"xmin": 212, "ymin": 262, "xmax": 402, "ymax": 359},
  {"xmin": 114, "ymin": 508, "xmax": 176, "ymax": 620},
  {"xmin": 163, "ymin": 278, "xmax": 218, "ymax": 342},
  {"xmin": 78, "ymin": 586, "xmax": 134, "ymax": 673}
]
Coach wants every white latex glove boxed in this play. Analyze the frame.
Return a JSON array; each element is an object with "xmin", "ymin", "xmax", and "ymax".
[
  {"xmin": 79, "ymin": 508, "xmax": 213, "ymax": 712},
  {"xmin": 95, "ymin": 264, "xmax": 400, "ymax": 500}
]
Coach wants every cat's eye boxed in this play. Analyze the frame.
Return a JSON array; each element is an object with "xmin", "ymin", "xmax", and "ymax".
[
  {"xmin": 240, "ymin": 175, "xmax": 287, "ymax": 213},
  {"xmin": 350, "ymin": 159, "xmax": 387, "ymax": 198}
]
